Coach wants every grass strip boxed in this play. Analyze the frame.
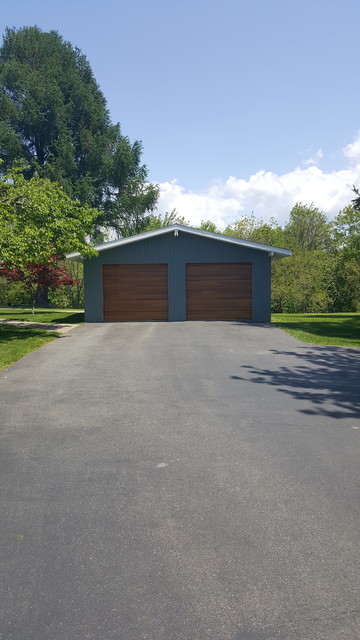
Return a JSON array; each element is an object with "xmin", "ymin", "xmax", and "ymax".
[
  {"xmin": 271, "ymin": 313, "xmax": 360, "ymax": 347},
  {"xmin": 0, "ymin": 324, "xmax": 58, "ymax": 370},
  {"xmin": 0, "ymin": 308, "xmax": 84, "ymax": 324}
]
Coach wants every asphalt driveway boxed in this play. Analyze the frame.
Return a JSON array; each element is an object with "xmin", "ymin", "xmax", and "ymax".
[{"xmin": 1, "ymin": 322, "xmax": 359, "ymax": 640}]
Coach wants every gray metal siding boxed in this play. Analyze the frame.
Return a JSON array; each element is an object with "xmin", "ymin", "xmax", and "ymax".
[{"xmin": 84, "ymin": 230, "xmax": 272, "ymax": 322}]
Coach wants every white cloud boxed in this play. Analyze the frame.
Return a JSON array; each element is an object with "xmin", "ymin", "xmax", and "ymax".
[
  {"xmin": 303, "ymin": 148, "xmax": 323, "ymax": 166},
  {"xmin": 156, "ymin": 133, "xmax": 360, "ymax": 229},
  {"xmin": 343, "ymin": 132, "xmax": 360, "ymax": 163}
]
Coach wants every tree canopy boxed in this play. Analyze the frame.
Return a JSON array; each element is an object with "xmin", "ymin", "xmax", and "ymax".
[
  {"xmin": 0, "ymin": 26, "xmax": 158, "ymax": 238},
  {"xmin": 224, "ymin": 214, "xmax": 284, "ymax": 246},
  {"xmin": 142, "ymin": 209, "xmax": 190, "ymax": 232},
  {"xmin": 0, "ymin": 165, "xmax": 98, "ymax": 268},
  {"xmin": 0, "ymin": 259, "xmax": 77, "ymax": 312},
  {"xmin": 283, "ymin": 202, "xmax": 334, "ymax": 251}
]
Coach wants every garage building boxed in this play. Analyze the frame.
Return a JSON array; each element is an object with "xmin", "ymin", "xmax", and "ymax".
[{"xmin": 68, "ymin": 224, "xmax": 291, "ymax": 322}]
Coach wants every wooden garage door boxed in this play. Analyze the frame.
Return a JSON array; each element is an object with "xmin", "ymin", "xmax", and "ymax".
[
  {"xmin": 103, "ymin": 264, "xmax": 168, "ymax": 321},
  {"xmin": 186, "ymin": 263, "xmax": 252, "ymax": 320}
]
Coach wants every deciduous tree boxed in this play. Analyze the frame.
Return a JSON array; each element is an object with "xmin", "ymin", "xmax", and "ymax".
[
  {"xmin": 0, "ymin": 165, "xmax": 98, "ymax": 267},
  {"xmin": 197, "ymin": 220, "xmax": 220, "ymax": 233},
  {"xmin": 333, "ymin": 204, "xmax": 360, "ymax": 310},
  {"xmin": 224, "ymin": 214, "xmax": 284, "ymax": 246},
  {"xmin": 142, "ymin": 209, "xmax": 190, "ymax": 232},
  {"xmin": 0, "ymin": 258, "xmax": 76, "ymax": 312},
  {"xmin": 284, "ymin": 202, "xmax": 334, "ymax": 251}
]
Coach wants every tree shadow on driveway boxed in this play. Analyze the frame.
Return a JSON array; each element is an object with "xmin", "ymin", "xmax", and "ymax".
[{"xmin": 231, "ymin": 346, "xmax": 360, "ymax": 420}]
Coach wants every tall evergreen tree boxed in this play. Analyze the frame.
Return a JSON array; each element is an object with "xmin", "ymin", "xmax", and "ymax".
[{"xmin": 0, "ymin": 26, "xmax": 158, "ymax": 238}]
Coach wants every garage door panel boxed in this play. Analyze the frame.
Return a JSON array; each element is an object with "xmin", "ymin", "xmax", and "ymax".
[
  {"xmin": 188, "ymin": 303, "xmax": 252, "ymax": 311},
  {"xmin": 187, "ymin": 265, "xmax": 252, "ymax": 277},
  {"xmin": 188, "ymin": 304, "xmax": 252, "ymax": 312},
  {"xmin": 187, "ymin": 282, "xmax": 252, "ymax": 289},
  {"xmin": 188, "ymin": 297, "xmax": 252, "ymax": 305},
  {"xmin": 188, "ymin": 312, "xmax": 252, "ymax": 320},
  {"xmin": 186, "ymin": 263, "xmax": 252, "ymax": 321},
  {"xmin": 187, "ymin": 286, "xmax": 251, "ymax": 295},
  {"xmin": 106, "ymin": 289, "xmax": 167, "ymax": 298},
  {"xmin": 105, "ymin": 312, "xmax": 167, "ymax": 322},
  {"xmin": 103, "ymin": 264, "xmax": 168, "ymax": 321}
]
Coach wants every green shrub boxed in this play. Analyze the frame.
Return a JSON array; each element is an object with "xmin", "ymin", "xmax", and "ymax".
[{"xmin": 0, "ymin": 277, "xmax": 30, "ymax": 306}]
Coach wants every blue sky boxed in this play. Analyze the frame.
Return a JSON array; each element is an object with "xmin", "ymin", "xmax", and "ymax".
[{"xmin": 2, "ymin": 0, "xmax": 360, "ymax": 228}]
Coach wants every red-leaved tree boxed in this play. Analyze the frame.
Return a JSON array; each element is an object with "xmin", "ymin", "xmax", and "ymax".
[{"xmin": 0, "ymin": 256, "xmax": 77, "ymax": 312}]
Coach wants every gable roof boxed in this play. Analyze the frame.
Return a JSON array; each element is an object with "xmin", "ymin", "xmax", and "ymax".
[{"xmin": 67, "ymin": 224, "xmax": 292, "ymax": 262}]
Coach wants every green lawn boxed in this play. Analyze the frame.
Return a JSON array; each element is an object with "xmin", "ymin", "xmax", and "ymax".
[
  {"xmin": 0, "ymin": 307, "xmax": 84, "ymax": 324},
  {"xmin": 0, "ymin": 307, "xmax": 83, "ymax": 370},
  {"xmin": 0, "ymin": 324, "xmax": 59, "ymax": 370},
  {"xmin": 271, "ymin": 313, "xmax": 360, "ymax": 347}
]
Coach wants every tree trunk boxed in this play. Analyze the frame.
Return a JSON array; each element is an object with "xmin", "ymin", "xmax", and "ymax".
[{"xmin": 36, "ymin": 283, "xmax": 49, "ymax": 306}]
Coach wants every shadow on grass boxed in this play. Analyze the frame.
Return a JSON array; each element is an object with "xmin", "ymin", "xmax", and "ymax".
[
  {"xmin": 273, "ymin": 315, "xmax": 360, "ymax": 342},
  {"xmin": 0, "ymin": 325, "xmax": 59, "ymax": 341},
  {"xmin": 231, "ymin": 346, "xmax": 360, "ymax": 420},
  {"xmin": 0, "ymin": 309, "xmax": 84, "ymax": 323},
  {"xmin": 273, "ymin": 314, "xmax": 359, "ymax": 319},
  {"xmin": 47, "ymin": 312, "xmax": 83, "ymax": 324},
  {"xmin": 26, "ymin": 311, "xmax": 84, "ymax": 323}
]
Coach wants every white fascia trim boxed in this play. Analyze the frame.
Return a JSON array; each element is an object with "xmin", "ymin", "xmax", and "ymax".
[
  {"xmin": 178, "ymin": 226, "xmax": 292, "ymax": 256},
  {"xmin": 66, "ymin": 226, "xmax": 177, "ymax": 261}
]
